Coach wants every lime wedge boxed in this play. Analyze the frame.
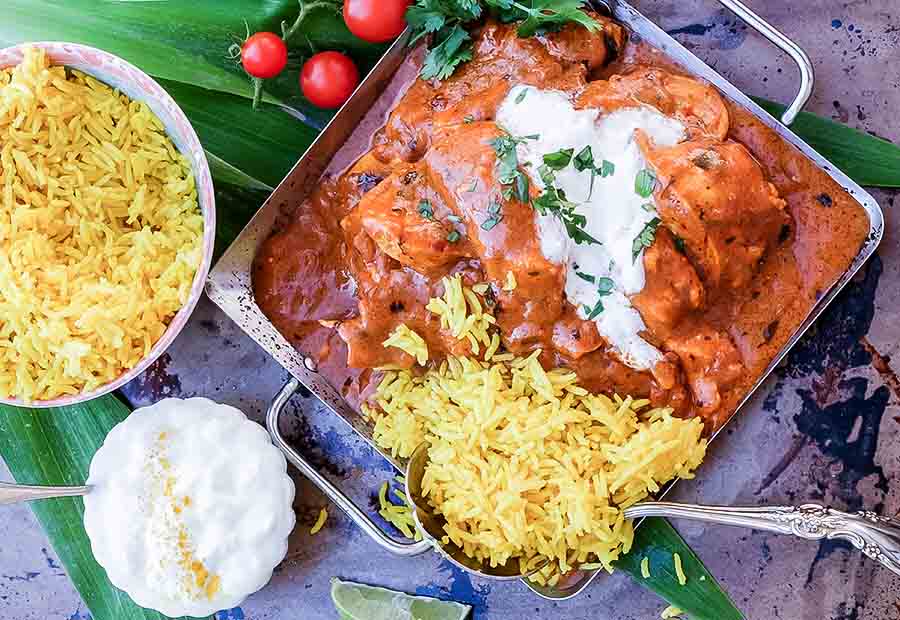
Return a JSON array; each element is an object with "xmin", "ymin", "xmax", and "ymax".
[{"xmin": 331, "ymin": 578, "xmax": 472, "ymax": 620}]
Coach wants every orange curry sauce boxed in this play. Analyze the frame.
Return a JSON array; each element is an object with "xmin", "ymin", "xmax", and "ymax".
[{"xmin": 253, "ymin": 15, "xmax": 870, "ymax": 431}]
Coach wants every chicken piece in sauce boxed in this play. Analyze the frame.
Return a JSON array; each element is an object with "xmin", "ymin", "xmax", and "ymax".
[
  {"xmin": 638, "ymin": 136, "xmax": 790, "ymax": 297},
  {"xmin": 373, "ymin": 17, "xmax": 624, "ymax": 163},
  {"xmin": 665, "ymin": 325, "xmax": 745, "ymax": 415},
  {"xmin": 633, "ymin": 228, "xmax": 706, "ymax": 338},
  {"xmin": 576, "ymin": 66, "xmax": 730, "ymax": 140}
]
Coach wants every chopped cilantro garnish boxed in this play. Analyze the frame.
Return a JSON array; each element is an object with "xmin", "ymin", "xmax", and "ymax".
[
  {"xmin": 632, "ymin": 217, "xmax": 661, "ymax": 262},
  {"xmin": 515, "ymin": 89, "xmax": 528, "ymax": 104},
  {"xmin": 481, "ymin": 197, "xmax": 504, "ymax": 231},
  {"xmin": 490, "ymin": 131, "xmax": 533, "ymax": 204},
  {"xmin": 532, "ymin": 187, "xmax": 599, "ymax": 246},
  {"xmin": 578, "ymin": 274, "xmax": 615, "ymax": 319},
  {"xmin": 641, "ymin": 203, "xmax": 656, "ymax": 213},
  {"xmin": 447, "ymin": 229, "xmax": 462, "ymax": 243},
  {"xmin": 543, "ymin": 148, "xmax": 574, "ymax": 171},
  {"xmin": 569, "ymin": 145, "xmax": 614, "ymax": 199},
  {"xmin": 572, "ymin": 145, "xmax": 595, "ymax": 172},
  {"xmin": 635, "ymin": 169, "xmax": 657, "ymax": 198},
  {"xmin": 446, "ymin": 214, "xmax": 462, "ymax": 224},
  {"xmin": 596, "ymin": 277, "xmax": 615, "ymax": 294},
  {"xmin": 417, "ymin": 199, "xmax": 434, "ymax": 220},
  {"xmin": 673, "ymin": 234, "xmax": 687, "ymax": 254}
]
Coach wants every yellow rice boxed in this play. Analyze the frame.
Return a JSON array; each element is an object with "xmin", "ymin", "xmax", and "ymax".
[
  {"xmin": 378, "ymin": 480, "xmax": 422, "ymax": 541},
  {"xmin": 661, "ymin": 606, "xmax": 685, "ymax": 619},
  {"xmin": 641, "ymin": 556, "xmax": 651, "ymax": 578},
  {"xmin": 383, "ymin": 324, "xmax": 428, "ymax": 366},
  {"xmin": 310, "ymin": 507, "xmax": 328, "ymax": 535},
  {"xmin": 426, "ymin": 275, "xmax": 497, "ymax": 356},
  {"xmin": 366, "ymin": 279, "xmax": 708, "ymax": 582},
  {"xmin": 0, "ymin": 47, "xmax": 201, "ymax": 402},
  {"xmin": 673, "ymin": 551, "xmax": 687, "ymax": 585}
]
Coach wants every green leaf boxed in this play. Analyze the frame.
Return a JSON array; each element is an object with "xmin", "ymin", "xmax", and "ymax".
[
  {"xmin": 158, "ymin": 78, "xmax": 319, "ymax": 190},
  {"xmin": 753, "ymin": 97, "xmax": 900, "ymax": 188},
  {"xmin": 635, "ymin": 168, "xmax": 657, "ymax": 198},
  {"xmin": 543, "ymin": 148, "xmax": 574, "ymax": 170},
  {"xmin": 421, "ymin": 25, "xmax": 473, "ymax": 81},
  {"xmin": 205, "ymin": 151, "xmax": 273, "ymax": 192},
  {"xmin": 0, "ymin": 398, "xmax": 205, "ymax": 620},
  {"xmin": 616, "ymin": 518, "xmax": 745, "ymax": 620}
]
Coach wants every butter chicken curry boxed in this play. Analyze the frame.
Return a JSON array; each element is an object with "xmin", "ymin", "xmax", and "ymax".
[{"xmin": 253, "ymin": 12, "xmax": 870, "ymax": 430}]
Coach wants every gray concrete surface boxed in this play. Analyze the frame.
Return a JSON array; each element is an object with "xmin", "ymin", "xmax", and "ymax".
[{"xmin": 2, "ymin": 1, "xmax": 900, "ymax": 619}]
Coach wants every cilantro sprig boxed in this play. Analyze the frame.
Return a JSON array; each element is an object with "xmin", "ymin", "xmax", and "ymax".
[
  {"xmin": 632, "ymin": 217, "xmax": 661, "ymax": 262},
  {"xmin": 407, "ymin": 0, "xmax": 601, "ymax": 81},
  {"xmin": 577, "ymin": 272, "xmax": 615, "ymax": 319},
  {"xmin": 490, "ymin": 132, "xmax": 536, "ymax": 203}
]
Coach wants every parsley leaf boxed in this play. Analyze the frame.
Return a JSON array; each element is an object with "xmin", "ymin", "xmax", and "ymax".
[
  {"xmin": 600, "ymin": 159, "xmax": 616, "ymax": 177},
  {"xmin": 418, "ymin": 199, "xmax": 434, "ymax": 220},
  {"xmin": 575, "ymin": 271, "xmax": 595, "ymax": 284},
  {"xmin": 632, "ymin": 217, "xmax": 661, "ymax": 262},
  {"xmin": 673, "ymin": 234, "xmax": 687, "ymax": 254},
  {"xmin": 447, "ymin": 229, "xmax": 462, "ymax": 243},
  {"xmin": 635, "ymin": 169, "xmax": 657, "ymax": 199},
  {"xmin": 514, "ymin": 0, "xmax": 601, "ymax": 38},
  {"xmin": 421, "ymin": 25, "xmax": 473, "ymax": 81},
  {"xmin": 543, "ymin": 148, "xmax": 574, "ymax": 171},
  {"xmin": 515, "ymin": 89, "xmax": 528, "ymax": 104}
]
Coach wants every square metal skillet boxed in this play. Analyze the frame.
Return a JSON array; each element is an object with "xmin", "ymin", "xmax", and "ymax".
[{"xmin": 206, "ymin": 0, "xmax": 884, "ymax": 601}]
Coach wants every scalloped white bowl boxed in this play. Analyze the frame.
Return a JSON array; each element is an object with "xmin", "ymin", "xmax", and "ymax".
[{"xmin": 0, "ymin": 42, "xmax": 216, "ymax": 409}]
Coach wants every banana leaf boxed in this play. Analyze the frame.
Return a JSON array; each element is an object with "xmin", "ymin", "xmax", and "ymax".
[
  {"xmin": 754, "ymin": 97, "xmax": 900, "ymax": 188},
  {"xmin": 0, "ymin": 397, "xmax": 203, "ymax": 620},
  {"xmin": 4, "ymin": 0, "xmax": 388, "ymax": 126},
  {"xmin": 158, "ymin": 78, "xmax": 318, "ymax": 190},
  {"xmin": 616, "ymin": 518, "xmax": 744, "ymax": 620}
]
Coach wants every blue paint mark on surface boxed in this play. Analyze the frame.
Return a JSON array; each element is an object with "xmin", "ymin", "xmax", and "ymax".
[
  {"xmin": 215, "ymin": 607, "xmax": 245, "ymax": 620},
  {"xmin": 67, "ymin": 605, "xmax": 92, "ymax": 620},
  {"xmin": 668, "ymin": 23, "xmax": 713, "ymax": 37},
  {"xmin": 415, "ymin": 563, "xmax": 490, "ymax": 618},
  {"xmin": 832, "ymin": 19, "xmax": 843, "ymax": 29},
  {"xmin": 758, "ymin": 257, "xmax": 889, "ymax": 581},
  {"xmin": 3, "ymin": 571, "xmax": 40, "ymax": 582},
  {"xmin": 41, "ymin": 547, "xmax": 61, "ymax": 570}
]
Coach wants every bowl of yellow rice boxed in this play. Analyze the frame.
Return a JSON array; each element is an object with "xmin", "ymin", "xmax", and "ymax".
[{"xmin": 0, "ymin": 43, "xmax": 215, "ymax": 407}]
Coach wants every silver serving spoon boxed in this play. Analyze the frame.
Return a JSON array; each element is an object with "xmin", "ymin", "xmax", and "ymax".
[{"xmin": 403, "ymin": 442, "xmax": 900, "ymax": 579}]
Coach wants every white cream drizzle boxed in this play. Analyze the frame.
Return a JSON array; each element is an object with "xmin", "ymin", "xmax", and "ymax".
[{"xmin": 496, "ymin": 85, "xmax": 686, "ymax": 369}]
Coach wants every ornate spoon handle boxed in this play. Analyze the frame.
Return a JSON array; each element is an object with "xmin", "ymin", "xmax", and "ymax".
[
  {"xmin": 625, "ymin": 502, "xmax": 900, "ymax": 576},
  {"xmin": 0, "ymin": 481, "xmax": 90, "ymax": 505}
]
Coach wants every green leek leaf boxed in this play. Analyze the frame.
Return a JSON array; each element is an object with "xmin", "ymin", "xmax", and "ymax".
[
  {"xmin": 0, "ymin": 398, "xmax": 205, "ymax": 620},
  {"xmin": 205, "ymin": 152, "xmax": 273, "ymax": 192},
  {"xmin": 616, "ymin": 517, "xmax": 745, "ymax": 620},
  {"xmin": 158, "ymin": 78, "xmax": 318, "ymax": 189},
  {"xmin": 755, "ymin": 97, "xmax": 900, "ymax": 188}
]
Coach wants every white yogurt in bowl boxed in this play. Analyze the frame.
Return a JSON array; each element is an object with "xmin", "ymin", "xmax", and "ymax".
[{"xmin": 83, "ymin": 398, "xmax": 295, "ymax": 617}]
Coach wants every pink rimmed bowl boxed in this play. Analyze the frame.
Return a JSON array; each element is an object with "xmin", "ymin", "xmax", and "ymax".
[{"xmin": 0, "ymin": 42, "xmax": 216, "ymax": 409}]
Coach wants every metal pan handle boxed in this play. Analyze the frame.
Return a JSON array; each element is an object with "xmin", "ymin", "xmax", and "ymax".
[
  {"xmin": 267, "ymin": 379, "xmax": 432, "ymax": 557},
  {"xmin": 716, "ymin": 0, "xmax": 814, "ymax": 125}
]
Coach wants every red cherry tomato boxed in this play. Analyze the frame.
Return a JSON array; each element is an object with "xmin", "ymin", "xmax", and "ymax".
[
  {"xmin": 241, "ymin": 32, "xmax": 288, "ymax": 79},
  {"xmin": 343, "ymin": 0, "xmax": 410, "ymax": 43},
  {"xmin": 300, "ymin": 51, "xmax": 360, "ymax": 109}
]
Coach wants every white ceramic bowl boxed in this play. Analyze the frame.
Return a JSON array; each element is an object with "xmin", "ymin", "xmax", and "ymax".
[{"xmin": 0, "ymin": 42, "xmax": 216, "ymax": 409}]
